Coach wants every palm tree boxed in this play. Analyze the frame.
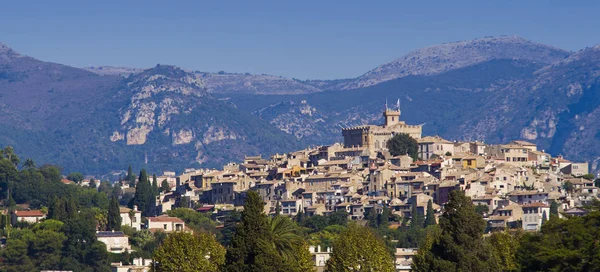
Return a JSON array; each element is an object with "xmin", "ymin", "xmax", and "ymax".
[{"xmin": 267, "ymin": 215, "xmax": 302, "ymax": 260}]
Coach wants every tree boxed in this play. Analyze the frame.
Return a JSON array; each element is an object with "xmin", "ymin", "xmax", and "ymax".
[
  {"xmin": 153, "ymin": 232, "xmax": 225, "ymax": 272},
  {"xmin": 412, "ymin": 190, "xmax": 499, "ymax": 272},
  {"xmin": 220, "ymin": 210, "xmax": 241, "ymax": 246},
  {"xmin": 66, "ymin": 172, "xmax": 84, "ymax": 183},
  {"xmin": 1, "ymin": 146, "xmax": 20, "ymax": 168},
  {"xmin": 224, "ymin": 190, "xmax": 283, "ymax": 271},
  {"xmin": 268, "ymin": 216, "xmax": 302, "ymax": 260},
  {"xmin": 89, "ymin": 178, "xmax": 97, "ymax": 189},
  {"xmin": 424, "ymin": 200, "xmax": 436, "ymax": 227},
  {"xmin": 487, "ymin": 231, "xmax": 520, "ymax": 272},
  {"xmin": 550, "ymin": 200, "xmax": 559, "ymax": 218},
  {"xmin": 563, "ymin": 181, "xmax": 574, "ymax": 194},
  {"xmin": 411, "ymin": 201, "xmax": 424, "ymax": 230},
  {"xmin": 325, "ymin": 223, "xmax": 395, "ymax": 272},
  {"xmin": 107, "ymin": 195, "xmax": 122, "ymax": 231},
  {"xmin": 541, "ymin": 210, "xmax": 548, "ymax": 225},
  {"xmin": 275, "ymin": 201, "xmax": 281, "ymax": 216},
  {"xmin": 475, "ymin": 204, "xmax": 489, "ymax": 216},
  {"xmin": 133, "ymin": 169, "xmax": 154, "ymax": 216},
  {"xmin": 386, "ymin": 133, "xmax": 418, "ymax": 160},
  {"xmin": 152, "ymin": 174, "xmax": 159, "ymax": 196},
  {"xmin": 517, "ymin": 212, "xmax": 600, "ymax": 271},
  {"xmin": 445, "ymin": 151, "xmax": 453, "ymax": 156},
  {"xmin": 23, "ymin": 158, "xmax": 35, "ymax": 169},
  {"xmin": 160, "ymin": 179, "xmax": 170, "ymax": 193},
  {"xmin": 126, "ymin": 165, "xmax": 136, "ymax": 187}
]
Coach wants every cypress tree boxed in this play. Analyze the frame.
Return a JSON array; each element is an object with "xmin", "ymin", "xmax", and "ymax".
[
  {"xmin": 424, "ymin": 200, "xmax": 436, "ymax": 227},
  {"xmin": 550, "ymin": 200, "xmax": 559, "ymax": 218},
  {"xmin": 107, "ymin": 195, "xmax": 122, "ymax": 231},
  {"xmin": 127, "ymin": 165, "xmax": 135, "ymax": 187},
  {"xmin": 411, "ymin": 201, "xmax": 424, "ymax": 230},
  {"xmin": 225, "ymin": 190, "xmax": 283, "ymax": 271},
  {"xmin": 152, "ymin": 174, "xmax": 159, "ymax": 196},
  {"xmin": 160, "ymin": 179, "xmax": 170, "ymax": 193},
  {"xmin": 133, "ymin": 169, "xmax": 153, "ymax": 216},
  {"xmin": 275, "ymin": 201, "xmax": 281, "ymax": 216}
]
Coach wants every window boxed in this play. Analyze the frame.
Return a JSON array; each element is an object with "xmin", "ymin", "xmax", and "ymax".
[
  {"xmin": 163, "ymin": 224, "xmax": 167, "ymax": 230},
  {"xmin": 133, "ymin": 217, "xmax": 136, "ymax": 223}
]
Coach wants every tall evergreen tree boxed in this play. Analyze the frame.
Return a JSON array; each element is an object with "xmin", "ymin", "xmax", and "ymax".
[
  {"xmin": 550, "ymin": 200, "xmax": 559, "ymax": 218},
  {"xmin": 152, "ymin": 174, "xmax": 159, "ymax": 196},
  {"xmin": 127, "ymin": 165, "xmax": 136, "ymax": 187},
  {"xmin": 133, "ymin": 169, "xmax": 153, "ymax": 216},
  {"xmin": 107, "ymin": 195, "xmax": 122, "ymax": 231},
  {"xmin": 411, "ymin": 201, "xmax": 424, "ymax": 230},
  {"xmin": 160, "ymin": 179, "xmax": 170, "ymax": 193},
  {"xmin": 224, "ymin": 190, "xmax": 283, "ymax": 272},
  {"xmin": 412, "ymin": 191, "xmax": 499, "ymax": 272},
  {"xmin": 424, "ymin": 200, "xmax": 437, "ymax": 227}
]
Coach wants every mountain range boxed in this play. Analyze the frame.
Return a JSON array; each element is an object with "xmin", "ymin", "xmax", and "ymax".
[{"xmin": 2, "ymin": 35, "xmax": 600, "ymax": 175}]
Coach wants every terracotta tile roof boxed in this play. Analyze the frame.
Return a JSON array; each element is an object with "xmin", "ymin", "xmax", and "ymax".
[
  {"xmin": 14, "ymin": 210, "xmax": 44, "ymax": 217},
  {"xmin": 147, "ymin": 216, "xmax": 184, "ymax": 223}
]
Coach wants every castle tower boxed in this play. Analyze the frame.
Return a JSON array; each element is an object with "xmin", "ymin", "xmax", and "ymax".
[{"xmin": 383, "ymin": 109, "xmax": 400, "ymax": 127}]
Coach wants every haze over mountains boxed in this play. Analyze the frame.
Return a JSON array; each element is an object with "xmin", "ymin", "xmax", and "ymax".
[{"xmin": 2, "ymin": 36, "xmax": 600, "ymax": 175}]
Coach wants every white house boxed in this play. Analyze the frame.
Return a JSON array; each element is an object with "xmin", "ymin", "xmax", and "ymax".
[
  {"xmin": 120, "ymin": 206, "xmax": 142, "ymax": 230},
  {"xmin": 11, "ymin": 210, "xmax": 45, "ymax": 225},
  {"xmin": 97, "ymin": 231, "xmax": 131, "ymax": 253}
]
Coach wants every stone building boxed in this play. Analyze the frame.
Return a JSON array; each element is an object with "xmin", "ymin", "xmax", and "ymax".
[{"xmin": 342, "ymin": 107, "xmax": 422, "ymax": 155}]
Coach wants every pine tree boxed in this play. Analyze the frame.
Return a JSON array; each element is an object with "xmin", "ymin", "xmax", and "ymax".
[
  {"xmin": 225, "ymin": 190, "xmax": 283, "ymax": 271},
  {"xmin": 424, "ymin": 200, "xmax": 436, "ymax": 227},
  {"xmin": 413, "ymin": 190, "xmax": 499, "ymax": 271},
  {"xmin": 379, "ymin": 206, "xmax": 391, "ymax": 230},
  {"xmin": 107, "ymin": 195, "xmax": 122, "ymax": 231}
]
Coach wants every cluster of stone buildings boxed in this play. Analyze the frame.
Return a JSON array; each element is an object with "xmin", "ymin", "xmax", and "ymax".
[{"xmin": 99, "ymin": 107, "xmax": 592, "ymax": 271}]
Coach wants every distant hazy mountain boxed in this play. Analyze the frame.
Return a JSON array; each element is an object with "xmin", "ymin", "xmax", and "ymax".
[
  {"xmin": 0, "ymin": 45, "xmax": 301, "ymax": 174},
  {"xmin": 83, "ymin": 66, "xmax": 145, "ymax": 77},
  {"xmin": 339, "ymin": 36, "xmax": 571, "ymax": 90}
]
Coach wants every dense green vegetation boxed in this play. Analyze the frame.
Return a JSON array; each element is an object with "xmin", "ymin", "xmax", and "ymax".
[{"xmin": 386, "ymin": 133, "xmax": 419, "ymax": 159}]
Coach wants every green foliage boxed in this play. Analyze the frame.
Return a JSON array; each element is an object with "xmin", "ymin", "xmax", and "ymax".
[
  {"xmin": 224, "ymin": 190, "xmax": 284, "ymax": 272},
  {"xmin": 219, "ymin": 210, "xmax": 241, "ymax": 246},
  {"xmin": 488, "ymin": 231, "xmax": 521, "ymax": 272},
  {"xmin": 411, "ymin": 201, "xmax": 425, "ymax": 230},
  {"xmin": 424, "ymin": 200, "xmax": 437, "ymax": 227},
  {"xmin": 307, "ymin": 225, "xmax": 347, "ymax": 249},
  {"xmin": 160, "ymin": 179, "xmax": 170, "ymax": 193},
  {"xmin": 517, "ymin": 212, "xmax": 600, "ymax": 271},
  {"xmin": 66, "ymin": 172, "xmax": 84, "ymax": 183},
  {"xmin": 107, "ymin": 195, "xmax": 122, "ymax": 231},
  {"xmin": 562, "ymin": 181, "xmax": 574, "ymax": 194},
  {"xmin": 153, "ymin": 232, "xmax": 226, "ymax": 272},
  {"xmin": 413, "ymin": 190, "xmax": 499, "ymax": 272},
  {"xmin": 475, "ymin": 204, "xmax": 489, "ymax": 215},
  {"xmin": 167, "ymin": 208, "xmax": 217, "ymax": 233},
  {"xmin": 325, "ymin": 223, "xmax": 395, "ymax": 272},
  {"xmin": 581, "ymin": 173, "xmax": 595, "ymax": 180},
  {"xmin": 133, "ymin": 169, "xmax": 154, "ymax": 216},
  {"xmin": 386, "ymin": 133, "xmax": 418, "ymax": 160},
  {"xmin": 549, "ymin": 200, "xmax": 559, "ymax": 218},
  {"xmin": 152, "ymin": 174, "xmax": 158, "ymax": 196}
]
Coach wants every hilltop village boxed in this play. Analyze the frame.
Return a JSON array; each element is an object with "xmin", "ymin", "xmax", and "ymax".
[
  {"xmin": 111, "ymin": 106, "xmax": 590, "ymax": 270},
  {"xmin": 8, "ymin": 106, "xmax": 595, "ymax": 271}
]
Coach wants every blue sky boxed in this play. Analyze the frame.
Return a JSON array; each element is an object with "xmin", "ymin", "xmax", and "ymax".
[{"xmin": 1, "ymin": 1, "xmax": 599, "ymax": 79}]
